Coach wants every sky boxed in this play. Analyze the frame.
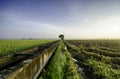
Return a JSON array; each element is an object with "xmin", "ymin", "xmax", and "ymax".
[{"xmin": 0, "ymin": 0, "xmax": 120, "ymax": 39}]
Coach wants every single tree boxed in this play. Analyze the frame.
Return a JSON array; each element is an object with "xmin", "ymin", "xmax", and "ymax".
[{"xmin": 59, "ymin": 34, "xmax": 64, "ymax": 40}]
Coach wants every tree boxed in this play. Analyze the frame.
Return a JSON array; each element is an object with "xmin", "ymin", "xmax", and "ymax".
[{"xmin": 59, "ymin": 34, "xmax": 64, "ymax": 41}]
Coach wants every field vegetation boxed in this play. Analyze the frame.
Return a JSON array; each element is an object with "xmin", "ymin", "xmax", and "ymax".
[
  {"xmin": 1, "ymin": 39, "xmax": 120, "ymax": 79},
  {"xmin": 0, "ymin": 40, "xmax": 53, "ymax": 56},
  {"xmin": 65, "ymin": 40, "xmax": 120, "ymax": 79}
]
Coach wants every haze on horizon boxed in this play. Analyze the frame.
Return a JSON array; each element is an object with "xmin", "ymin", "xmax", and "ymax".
[{"xmin": 0, "ymin": 0, "xmax": 120, "ymax": 39}]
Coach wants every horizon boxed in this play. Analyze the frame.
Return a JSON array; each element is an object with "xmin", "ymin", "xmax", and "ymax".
[
  {"xmin": 0, "ymin": 0, "xmax": 120, "ymax": 39},
  {"xmin": 0, "ymin": 37, "xmax": 120, "ymax": 40}
]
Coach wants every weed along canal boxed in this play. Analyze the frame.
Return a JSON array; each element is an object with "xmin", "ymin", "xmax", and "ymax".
[
  {"xmin": 39, "ymin": 41, "xmax": 80, "ymax": 79},
  {"xmin": 39, "ymin": 35, "xmax": 81, "ymax": 79}
]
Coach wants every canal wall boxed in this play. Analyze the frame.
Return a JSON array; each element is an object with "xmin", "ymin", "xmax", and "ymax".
[{"xmin": 6, "ymin": 43, "xmax": 58, "ymax": 79}]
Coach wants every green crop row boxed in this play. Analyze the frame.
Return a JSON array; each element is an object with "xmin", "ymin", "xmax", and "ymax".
[
  {"xmin": 86, "ymin": 59, "xmax": 120, "ymax": 79},
  {"xmin": 65, "ymin": 40, "xmax": 120, "ymax": 79},
  {"xmin": 0, "ymin": 40, "xmax": 53, "ymax": 56},
  {"xmin": 67, "ymin": 40, "xmax": 120, "ymax": 53}
]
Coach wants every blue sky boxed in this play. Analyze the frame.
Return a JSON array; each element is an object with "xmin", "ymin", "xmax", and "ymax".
[{"xmin": 0, "ymin": 0, "xmax": 120, "ymax": 39}]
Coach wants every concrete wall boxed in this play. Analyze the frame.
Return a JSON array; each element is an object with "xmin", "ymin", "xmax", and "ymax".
[{"xmin": 7, "ymin": 43, "xmax": 58, "ymax": 79}]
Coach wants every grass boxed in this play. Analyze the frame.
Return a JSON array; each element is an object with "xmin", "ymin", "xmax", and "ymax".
[
  {"xmin": 40, "ymin": 41, "xmax": 80, "ymax": 79},
  {"xmin": 0, "ymin": 40, "xmax": 53, "ymax": 56}
]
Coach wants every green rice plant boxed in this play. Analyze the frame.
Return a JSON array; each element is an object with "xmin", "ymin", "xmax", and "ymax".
[{"xmin": 0, "ymin": 40, "xmax": 53, "ymax": 56}]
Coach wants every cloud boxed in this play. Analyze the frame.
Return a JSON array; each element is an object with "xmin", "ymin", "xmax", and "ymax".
[
  {"xmin": 0, "ymin": 12, "xmax": 64, "ymax": 39},
  {"xmin": 68, "ymin": 0, "xmax": 120, "ymax": 26}
]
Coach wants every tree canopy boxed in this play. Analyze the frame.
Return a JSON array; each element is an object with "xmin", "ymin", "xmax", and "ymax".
[{"xmin": 59, "ymin": 34, "xmax": 64, "ymax": 40}]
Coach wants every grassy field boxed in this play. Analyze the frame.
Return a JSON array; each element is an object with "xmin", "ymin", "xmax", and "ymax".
[
  {"xmin": 40, "ymin": 41, "xmax": 80, "ymax": 79},
  {"xmin": 65, "ymin": 40, "xmax": 120, "ymax": 79},
  {"xmin": 0, "ymin": 40, "xmax": 53, "ymax": 57}
]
